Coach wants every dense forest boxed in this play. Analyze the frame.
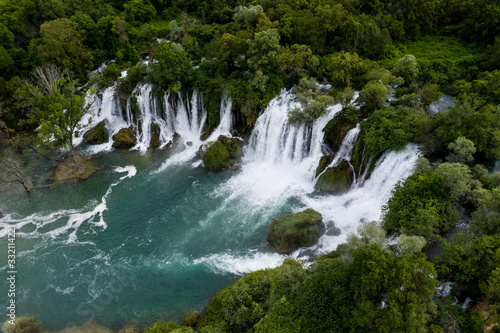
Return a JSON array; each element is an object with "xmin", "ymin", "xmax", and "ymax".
[{"xmin": 1, "ymin": 0, "xmax": 500, "ymax": 332}]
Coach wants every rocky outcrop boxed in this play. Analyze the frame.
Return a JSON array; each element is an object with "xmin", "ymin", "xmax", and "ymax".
[
  {"xmin": 83, "ymin": 120, "xmax": 109, "ymax": 145},
  {"xmin": 197, "ymin": 135, "xmax": 244, "ymax": 171},
  {"xmin": 150, "ymin": 123, "xmax": 161, "ymax": 148},
  {"xmin": 267, "ymin": 209, "xmax": 325, "ymax": 254},
  {"xmin": 315, "ymin": 160, "xmax": 354, "ymax": 193},
  {"xmin": 112, "ymin": 127, "xmax": 136, "ymax": 149},
  {"xmin": 322, "ymin": 108, "xmax": 358, "ymax": 153}
]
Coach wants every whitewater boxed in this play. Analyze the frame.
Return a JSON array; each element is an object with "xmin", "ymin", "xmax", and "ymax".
[{"xmin": 0, "ymin": 87, "xmax": 420, "ymax": 329}]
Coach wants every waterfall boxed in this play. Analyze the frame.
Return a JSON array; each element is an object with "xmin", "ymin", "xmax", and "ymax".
[
  {"xmin": 329, "ymin": 124, "xmax": 361, "ymax": 167},
  {"xmin": 245, "ymin": 89, "xmax": 342, "ymax": 181},
  {"xmin": 77, "ymin": 84, "xmax": 232, "ymax": 154}
]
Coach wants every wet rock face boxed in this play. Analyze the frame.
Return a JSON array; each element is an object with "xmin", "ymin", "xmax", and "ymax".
[
  {"xmin": 315, "ymin": 160, "xmax": 354, "ymax": 194},
  {"xmin": 267, "ymin": 208, "xmax": 325, "ymax": 254},
  {"xmin": 112, "ymin": 127, "xmax": 136, "ymax": 149},
  {"xmin": 83, "ymin": 120, "xmax": 109, "ymax": 145}
]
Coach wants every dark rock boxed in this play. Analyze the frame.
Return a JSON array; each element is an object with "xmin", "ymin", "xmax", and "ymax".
[
  {"xmin": 112, "ymin": 127, "xmax": 136, "ymax": 149},
  {"xmin": 326, "ymin": 222, "xmax": 342, "ymax": 236},
  {"xmin": 83, "ymin": 120, "xmax": 109, "ymax": 145},
  {"xmin": 315, "ymin": 155, "xmax": 333, "ymax": 177},
  {"xmin": 322, "ymin": 108, "xmax": 358, "ymax": 152},
  {"xmin": 150, "ymin": 132, "xmax": 160, "ymax": 149},
  {"xmin": 315, "ymin": 160, "xmax": 354, "ymax": 194},
  {"xmin": 267, "ymin": 208, "xmax": 325, "ymax": 254}
]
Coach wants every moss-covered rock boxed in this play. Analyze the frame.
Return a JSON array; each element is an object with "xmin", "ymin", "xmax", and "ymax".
[
  {"xmin": 267, "ymin": 208, "xmax": 325, "ymax": 254},
  {"xmin": 112, "ymin": 127, "xmax": 136, "ymax": 149},
  {"xmin": 315, "ymin": 160, "xmax": 354, "ymax": 193},
  {"xmin": 150, "ymin": 123, "xmax": 161, "ymax": 148},
  {"xmin": 53, "ymin": 150, "xmax": 100, "ymax": 182},
  {"xmin": 83, "ymin": 120, "xmax": 109, "ymax": 145},
  {"xmin": 315, "ymin": 155, "xmax": 333, "ymax": 177},
  {"xmin": 198, "ymin": 135, "xmax": 244, "ymax": 171},
  {"xmin": 322, "ymin": 108, "xmax": 358, "ymax": 152}
]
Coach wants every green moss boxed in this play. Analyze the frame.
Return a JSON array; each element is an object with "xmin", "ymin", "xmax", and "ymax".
[
  {"xmin": 322, "ymin": 107, "xmax": 359, "ymax": 152},
  {"xmin": 201, "ymin": 141, "xmax": 230, "ymax": 170},
  {"xmin": 315, "ymin": 155, "xmax": 333, "ymax": 177},
  {"xmin": 112, "ymin": 127, "xmax": 137, "ymax": 149},
  {"xmin": 315, "ymin": 160, "xmax": 354, "ymax": 193},
  {"xmin": 150, "ymin": 132, "xmax": 160, "ymax": 148},
  {"xmin": 83, "ymin": 120, "xmax": 109, "ymax": 144},
  {"xmin": 267, "ymin": 208, "xmax": 324, "ymax": 254}
]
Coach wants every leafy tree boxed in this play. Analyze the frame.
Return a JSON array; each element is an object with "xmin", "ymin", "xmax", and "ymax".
[
  {"xmin": 419, "ymin": 83, "xmax": 441, "ymax": 108},
  {"xmin": 233, "ymin": 5, "xmax": 263, "ymax": 29},
  {"xmin": 435, "ymin": 163, "xmax": 473, "ymax": 203},
  {"xmin": 362, "ymin": 105, "xmax": 427, "ymax": 156},
  {"xmin": 393, "ymin": 55, "xmax": 419, "ymax": 85},
  {"xmin": 470, "ymin": 188, "xmax": 500, "ymax": 236},
  {"xmin": 357, "ymin": 80, "xmax": 389, "ymax": 116},
  {"xmin": 276, "ymin": 44, "xmax": 316, "ymax": 80},
  {"xmin": 446, "ymin": 136, "xmax": 476, "ymax": 163},
  {"xmin": 383, "ymin": 170, "xmax": 458, "ymax": 239},
  {"xmin": 288, "ymin": 77, "xmax": 334, "ymax": 125},
  {"xmin": 149, "ymin": 41, "xmax": 192, "ymax": 92},
  {"xmin": 20, "ymin": 65, "xmax": 95, "ymax": 154},
  {"xmin": 123, "ymin": 0, "xmax": 156, "ymax": 24},
  {"xmin": 324, "ymin": 51, "xmax": 365, "ymax": 89},
  {"xmin": 168, "ymin": 20, "xmax": 185, "ymax": 43},
  {"xmin": 29, "ymin": 18, "xmax": 93, "ymax": 78},
  {"xmin": 247, "ymin": 28, "xmax": 280, "ymax": 71},
  {"xmin": 425, "ymin": 95, "xmax": 500, "ymax": 160}
]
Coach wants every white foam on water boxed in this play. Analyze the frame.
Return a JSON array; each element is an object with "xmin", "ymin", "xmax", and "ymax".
[
  {"xmin": 194, "ymin": 250, "xmax": 285, "ymax": 276},
  {"xmin": 0, "ymin": 166, "xmax": 137, "ymax": 242}
]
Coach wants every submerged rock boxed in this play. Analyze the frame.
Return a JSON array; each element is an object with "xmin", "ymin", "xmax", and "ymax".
[
  {"xmin": 53, "ymin": 150, "xmax": 100, "ymax": 182},
  {"xmin": 53, "ymin": 320, "xmax": 112, "ymax": 333},
  {"xmin": 112, "ymin": 127, "xmax": 136, "ymax": 149},
  {"xmin": 267, "ymin": 208, "xmax": 325, "ymax": 254},
  {"xmin": 315, "ymin": 160, "xmax": 354, "ymax": 194},
  {"xmin": 83, "ymin": 120, "xmax": 109, "ymax": 145},
  {"xmin": 198, "ymin": 135, "xmax": 244, "ymax": 171}
]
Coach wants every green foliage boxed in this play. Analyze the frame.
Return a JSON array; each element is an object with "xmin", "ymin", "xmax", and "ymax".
[
  {"xmin": 392, "ymin": 54, "xmax": 419, "ymax": 85},
  {"xmin": 435, "ymin": 163, "xmax": 473, "ymax": 203},
  {"xmin": 357, "ymin": 80, "xmax": 389, "ymax": 116},
  {"xmin": 288, "ymin": 77, "xmax": 335, "ymax": 125},
  {"xmin": 143, "ymin": 320, "xmax": 181, "ymax": 333},
  {"xmin": 324, "ymin": 51, "xmax": 365, "ymax": 89},
  {"xmin": 149, "ymin": 41, "xmax": 192, "ymax": 92},
  {"xmin": 247, "ymin": 28, "xmax": 280, "ymax": 71},
  {"xmin": 435, "ymin": 232, "xmax": 500, "ymax": 292},
  {"xmin": 233, "ymin": 5, "xmax": 263, "ymax": 29},
  {"xmin": 123, "ymin": 0, "xmax": 156, "ymax": 24},
  {"xmin": 201, "ymin": 141, "xmax": 230, "ymax": 171},
  {"xmin": 277, "ymin": 44, "xmax": 317, "ymax": 80},
  {"xmin": 383, "ymin": 170, "xmax": 458, "ymax": 239},
  {"xmin": 471, "ymin": 188, "xmax": 500, "ymax": 236},
  {"xmin": 394, "ymin": 234, "xmax": 427, "ymax": 255},
  {"xmin": 362, "ymin": 105, "xmax": 427, "ymax": 157},
  {"xmin": 29, "ymin": 18, "xmax": 93, "ymax": 79},
  {"xmin": 1, "ymin": 315, "xmax": 44, "ymax": 333},
  {"xmin": 425, "ymin": 94, "xmax": 500, "ymax": 160},
  {"xmin": 446, "ymin": 136, "xmax": 476, "ymax": 163},
  {"xmin": 419, "ymin": 83, "xmax": 441, "ymax": 108},
  {"xmin": 20, "ymin": 65, "xmax": 94, "ymax": 151}
]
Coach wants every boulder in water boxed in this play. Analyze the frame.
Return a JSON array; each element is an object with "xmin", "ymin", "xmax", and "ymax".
[
  {"xmin": 83, "ymin": 120, "xmax": 109, "ymax": 145},
  {"xmin": 315, "ymin": 160, "xmax": 354, "ymax": 193},
  {"xmin": 197, "ymin": 135, "xmax": 244, "ymax": 170},
  {"xmin": 267, "ymin": 208, "xmax": 325, "ymax": 254},
  {"xmin": 150, "ymin": 132, "xmax": 160, "ymax": 148},
  {"xmin": 112, "ymin": 127, "xmax": 136, "ymax": 149}
]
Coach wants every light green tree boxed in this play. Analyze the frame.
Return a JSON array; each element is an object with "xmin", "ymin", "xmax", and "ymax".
[
  {"xmin": 233, "ymin": 5, "xmax": 263, "ymax": 29},
  {"xmin": 392, "ymin": 54, "xmax": 419, "ymax": 85},
  {"xmin": 247, "ymin": 29, "xmax": 280, "ymax": 71},
  {"xmin": 446, "ymin": 136, "xmax": 476, "ymax": 163}
]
